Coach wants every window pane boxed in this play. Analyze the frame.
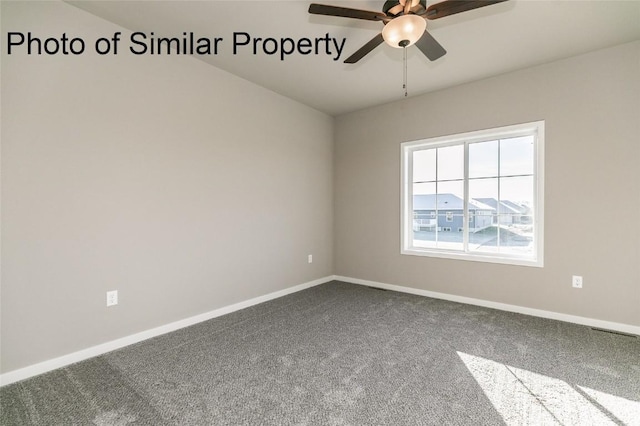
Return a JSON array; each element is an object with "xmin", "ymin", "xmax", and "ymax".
[
  {"xmin": 469, "ymin": 178, "xmax": 498, "ymax": 219},
  {"xmin": 437, "ymin": 145, "xmax": 464, "ymax": 181},
  {"xmin": 413, "ymin": 149, "xmax": 436, "ymax": 183},
  {"xmin": 436, "ymin": 215, "xmax": 463, "ymax": 250},
  {"xmin": 469, "ymin": 213, "xmax": 494, "ymax": 233},
  {"xmin": 413, "ymin": 185, "xmax": 437, "ymax": 244},
  {"xmin": 498, "ymin": 175, "xmax": 535, "ymax": 257},
  {"xmin": 468, "ymin": 176, "xmax": 499, "ymax": 253},
  {"xmin": 500, "ymin": 136, "xmax": 534, "ymax": 176},
  {"xmin": 413, "ymin": 228, "xmax": 437, "ymax": 249},
  {"xmin": 437, "ymin": 180, "xmax": 464, "ymax": 202},
  {"xmin": 469, "ymin": 223, "xmax": 500, "ymax": 253},
  {"xmin": 499, "ymin": 220, "xmax": 534, "ymax": 251},
  {"xmin": 413, "ymin": 182, "xmax": 435, "ymax": 196},
  {"xmin": 469, "ymin": 140, "xmax": 498, "ymax": 178},
  {"xmin": 500, "ymin": 176, "xmax": 534, "ymax": 208}
]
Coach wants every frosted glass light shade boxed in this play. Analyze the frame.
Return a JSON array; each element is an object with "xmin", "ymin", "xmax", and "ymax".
[{"xmin": 382, "ymin": 15, "xmax": 427, "ymax": 48}]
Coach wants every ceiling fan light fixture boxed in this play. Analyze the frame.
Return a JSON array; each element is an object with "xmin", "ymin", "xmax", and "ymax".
[{"xmin": 382, "ymin": 14, "xmax": 426, "ymax": 48}]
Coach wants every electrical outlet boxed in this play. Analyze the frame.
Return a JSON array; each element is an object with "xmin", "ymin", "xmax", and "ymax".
[
  {"xmin": 308, "ymin": 254, "xmax": 313, "ymax": 264},
  {"xmin": 572, "ymin": 276, "xmax": 583, "ymax": 289},
  {"xmin": 106, "ymin": 290, "xmax": 118, "ymax": 306}
]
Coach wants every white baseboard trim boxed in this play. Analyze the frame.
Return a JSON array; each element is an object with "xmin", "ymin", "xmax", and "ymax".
[
  {"xmin": 335, "ymin": 275, "xmax": 640, "ymax": 337},
  {"xmin": 0, "ymin": 275, "xmax": 334, "ymax": 387}
]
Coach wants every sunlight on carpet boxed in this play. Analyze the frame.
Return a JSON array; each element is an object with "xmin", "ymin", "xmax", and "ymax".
[
  {"xmin": 457, "ymin": 352, "xmax": 640, "ymax": 426},
  {"xmin": 577, "ymin": 385, "xmax": 640, "ymax": 426}
]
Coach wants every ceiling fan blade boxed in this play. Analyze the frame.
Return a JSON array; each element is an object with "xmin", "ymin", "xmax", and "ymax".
[
  {"xmin": 309, "ymin": 4, "xmax": 387, "ymax": 21},
  {"xmin": 415, "ymin": 30, "xmax": 446, "ymax": 61},
  {"xmin": 344, "ymin": 33, "xmax": 385, "ymax": 64},
  {"xmin": 426, "ymin": 0, "xmax": 507, "ymax": 20}
]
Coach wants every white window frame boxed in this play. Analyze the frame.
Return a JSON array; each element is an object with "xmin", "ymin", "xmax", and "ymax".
[{"xmin": 401, "ymin": 121, "xmax": 545, "ymax": 267}]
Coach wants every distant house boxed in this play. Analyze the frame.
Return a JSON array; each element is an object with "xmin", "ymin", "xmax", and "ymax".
[
  {"xmin": 474, "ymin": 198, "xmax": 529, "ymax": 225},
  {"xmin": 501, "ymin": 199, "xmax": 532, "ymax": 224},
  {"xmin": 413, "ymin": 193, "xmax": 494, "ymax": 232}
]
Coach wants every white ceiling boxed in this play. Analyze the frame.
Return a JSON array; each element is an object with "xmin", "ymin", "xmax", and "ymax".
[{"xmin": 69, "ymin": 0, "xmax": 640, "ymax": 116}]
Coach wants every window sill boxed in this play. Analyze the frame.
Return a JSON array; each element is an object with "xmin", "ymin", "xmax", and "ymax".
[{"xmin": 401, "ymin": 247, "xmax": 543, "ymax": 268}]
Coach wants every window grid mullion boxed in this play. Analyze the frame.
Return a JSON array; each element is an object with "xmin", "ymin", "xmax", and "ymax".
[
  {"xmin": 532, "ymin": 131, "xmax": 538, "ymax": 257},
  {"xmin": 497, "ymin": 140, "xmax": 501, "ymax": 251},
  {"xmin": 463, "ymin": 142, "xmax": 469, "ymax": 252},
  {"xmin": 407, "ymin": 149, "xmax": 414, "ymax": 250},
  {"xmin": 435, "ymin": 148, "xmax": 439, "ymax": 245}
]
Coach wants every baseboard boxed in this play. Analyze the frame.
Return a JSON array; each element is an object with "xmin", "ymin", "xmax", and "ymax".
[
  {"xmin": 0, "ymin": 275, "xmax": 334, "ymax": 387},
  {"xmin": 4, "ymin": 274, "xmax": 636, "ymax": 387},
  {"xmin": 335, "ymin": 275, "xmax": 640, "ymax": 336}
]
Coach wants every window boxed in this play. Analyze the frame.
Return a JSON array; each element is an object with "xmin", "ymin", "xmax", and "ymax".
[{"xmin": 401, "ymin": 121, "xmax": 544, "ymax": 267}]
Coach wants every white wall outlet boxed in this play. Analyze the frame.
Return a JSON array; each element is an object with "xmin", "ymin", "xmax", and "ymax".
[
  {"xmin": 106, "ymin": 290, "xmax": 118, "ymax": 306},
  {"xmin": 308, "ymin": 254, "xmax": 313, "ymax": 264},
  {"xmin": 572, "ymin": 276, "xmax": 583, "ymax": 289}
]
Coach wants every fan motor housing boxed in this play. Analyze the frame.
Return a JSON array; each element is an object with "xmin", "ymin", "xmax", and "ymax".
[{"xmin": 383, "ymin": 0, "xmax": 427, "ymax": 16}]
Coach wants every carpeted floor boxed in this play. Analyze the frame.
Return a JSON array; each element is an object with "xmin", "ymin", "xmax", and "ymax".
[{"xmin": 1, "ymin": 281, "xmax": 639, "ymax": 425}]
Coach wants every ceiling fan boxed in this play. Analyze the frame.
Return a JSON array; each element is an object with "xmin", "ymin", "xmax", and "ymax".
[{"xmin": 309, "ymin": 0, "xmax": 508, "ymax": 63}]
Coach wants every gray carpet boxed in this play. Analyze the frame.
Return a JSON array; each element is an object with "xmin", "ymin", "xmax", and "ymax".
[{"xmin": 1, "ymin": 281, "xmax": 639, "ymax": 425}]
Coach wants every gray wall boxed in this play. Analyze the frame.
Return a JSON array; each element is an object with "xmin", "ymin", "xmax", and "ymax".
[
  {"xmin": 1, "ymin": 2, "xmax": 334, "ymax": 373},
  {"xmin": 334, "ymin": 41, "xmax": 640, "ymax": 327}
]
